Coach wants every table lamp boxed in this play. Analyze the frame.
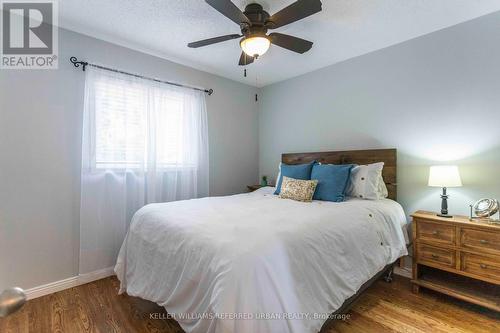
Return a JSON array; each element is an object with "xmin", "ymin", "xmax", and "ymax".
[{"xmin": 428, "ymin": 165, "xmax": 462, "ymax": 218}]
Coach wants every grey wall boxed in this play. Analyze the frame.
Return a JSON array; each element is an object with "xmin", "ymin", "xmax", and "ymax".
[
  {"xmin": 0, "ymin": 28, "xmax": 258, "ymax": 290},
  {"xmin": 259, "ymin": 12, "xmax": 500, "ymax": 222}
]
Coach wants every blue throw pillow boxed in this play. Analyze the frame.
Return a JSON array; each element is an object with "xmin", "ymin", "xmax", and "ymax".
[
  {"xmin": 311, "ymin": 163, "xmax": 354, "ymax": 202},
  {"xmin": 274, "ymin": 161, "xmax": 315, "ymax": 195}
]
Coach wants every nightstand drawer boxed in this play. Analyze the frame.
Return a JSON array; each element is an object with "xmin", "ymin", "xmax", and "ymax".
[
  {"xmin": 416, "ymin": 220, "xmax": 455, "ymax": 245},
  {"xmin": 417, "ymin": 244, "xmax": 456, "ymax": 268},
  {"xmin": 460, "ymin": 228, "xmax": 500, "ymax": 255},
  {"xmin": 461, "ymin": 252, "xmax": 500, "ymax": 284}
]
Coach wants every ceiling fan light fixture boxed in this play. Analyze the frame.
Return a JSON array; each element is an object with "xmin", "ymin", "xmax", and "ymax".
[
  {"xmin": 240, "ymin": 36, "xmax": 270, "ymax": 58},
  {"xmin": 188, "ymin": 0, "xmax": 322, "ymax": 66}
]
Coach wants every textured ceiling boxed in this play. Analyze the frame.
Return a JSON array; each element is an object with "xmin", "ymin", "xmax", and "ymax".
[{"xmin": 59, "ymin": 0, "xmax": 500, "ymax": 87}]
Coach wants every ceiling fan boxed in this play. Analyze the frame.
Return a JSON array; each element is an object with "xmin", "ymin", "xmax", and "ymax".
[{"xmin": 188, "ymin": 0, "xmax": 322, "ymax": 66}]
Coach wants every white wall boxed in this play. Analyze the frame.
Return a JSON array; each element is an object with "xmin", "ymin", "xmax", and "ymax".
[
  {"xmin": 259, "ymin": 12, "xmax": 500, "ymax": 221},
  {"xmin": 0, "ymin": 28, "xmax": 259, "ymax": 290}
]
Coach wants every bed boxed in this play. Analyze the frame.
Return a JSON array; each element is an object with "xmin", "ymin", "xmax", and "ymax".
[{"xmin": 115, "ymin": 149, "xmax": 408, "ymax": 333}]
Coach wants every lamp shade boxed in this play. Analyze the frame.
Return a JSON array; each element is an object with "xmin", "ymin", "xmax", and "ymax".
[
  {"xmin": 428, "ymin": 165, "xmax": 462, "ymax": 187},
  {"xmin": 240, "ymin": 36, "xmax": 270, "ymax": 57}
]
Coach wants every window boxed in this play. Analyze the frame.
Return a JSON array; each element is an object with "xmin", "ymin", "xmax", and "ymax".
[
  {"xmin": 88, "ymin": 72, "xmax": 200, "ymax": 169},
  {"xmin": 94, "ymin": 79, "xmax": 147, "ymax": 167}
]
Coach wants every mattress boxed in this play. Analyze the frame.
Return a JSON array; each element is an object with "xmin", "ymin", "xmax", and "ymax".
[{"xmin": 115, "ymin": 186, "xmax": 408, "ymax": 333}]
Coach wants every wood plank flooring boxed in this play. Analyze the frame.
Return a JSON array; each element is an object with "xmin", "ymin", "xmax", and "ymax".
[{"xmin": 1, "ymin": 275, "xmax": 498, "ymax": 332}]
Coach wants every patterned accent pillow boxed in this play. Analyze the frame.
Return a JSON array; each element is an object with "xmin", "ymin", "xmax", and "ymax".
[{"xmin": 279, "ymin": 176, "xmax": 318, "ymax": 202}]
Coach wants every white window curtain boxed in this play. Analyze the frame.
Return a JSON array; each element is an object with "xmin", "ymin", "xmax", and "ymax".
[{"xmin": 79, "ymin": 67, "xmax": 209, "ymax": 274}]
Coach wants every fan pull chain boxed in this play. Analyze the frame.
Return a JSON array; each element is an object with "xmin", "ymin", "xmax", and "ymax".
[
  {"xmin": 254, "ymin": 66, "xmax": 260, "ymax": 102},
  {"xmin": 244, "ymin": 68, "xmax": 247, "ymax": 77}
]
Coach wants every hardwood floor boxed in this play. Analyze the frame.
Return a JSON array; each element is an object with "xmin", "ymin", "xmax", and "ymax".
[{"xmin": 1, "ymin": 275, "xmax": 498, "ymax": 333}]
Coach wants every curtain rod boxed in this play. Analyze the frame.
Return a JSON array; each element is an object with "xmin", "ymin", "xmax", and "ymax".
[{"xmin": 69, "ymin": 57, "xmax": 213, "ymax": 96}]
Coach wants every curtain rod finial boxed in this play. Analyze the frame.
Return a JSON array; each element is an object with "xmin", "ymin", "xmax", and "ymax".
[
  {"xmin": 70, "ymin": 56, "xmax": 88, "ymax": 71},
  {"xmin": 207, "ymin": 89, "xmax": 214, "ymax": 96}
]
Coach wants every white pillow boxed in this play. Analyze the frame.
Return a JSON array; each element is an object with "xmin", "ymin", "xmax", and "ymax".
[
  {"xmin": 378, "ymin": 175, "xmax": 388, "ymax": 198},
  {"xmin": 346, "ymin": 162, "xmax": 387, "ymax": 200}
]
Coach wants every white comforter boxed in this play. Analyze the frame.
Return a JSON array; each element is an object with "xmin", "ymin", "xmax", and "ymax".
[{"xmin": 115, "ymin": 187, "xmax": 408, "ymax": 333}]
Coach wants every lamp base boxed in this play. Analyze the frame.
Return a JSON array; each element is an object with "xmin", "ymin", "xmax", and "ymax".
[{"xmin": 438, "ymin": 187, "xmax": 452, "ymax": 218}]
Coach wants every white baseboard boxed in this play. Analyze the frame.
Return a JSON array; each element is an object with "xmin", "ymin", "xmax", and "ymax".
[{"xmin": 25, "ymin": 266, "xmax": 115, "ymax": 300}]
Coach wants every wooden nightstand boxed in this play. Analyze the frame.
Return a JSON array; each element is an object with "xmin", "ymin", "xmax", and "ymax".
[
  {"xmin": 247, "ymin": 185, "xmax": 273, "ymax": 192},
  {"xmin": 411, "ymin": 210, "xmax": 500, "ymax": 311}
]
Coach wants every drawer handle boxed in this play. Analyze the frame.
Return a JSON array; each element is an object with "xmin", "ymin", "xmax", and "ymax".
[
  {"xmin": 480, "ymin": 264, "xmax": 488, "ymax": 269},
  {"xmin": 431, "ymin": 254, "xmax": 439, "ymax": 259},
  {"xmin": 480, "ymin": 239, "xmax": 489, "ymax": 245},
  {"xmin": 432, "ymin": 231, "xmax": 440, "ymax": 236}
]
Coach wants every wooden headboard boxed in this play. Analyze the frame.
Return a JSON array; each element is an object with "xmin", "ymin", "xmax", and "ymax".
[{"xmin": 282, "ymin": 148, "xmax": 397, "ymax": 201}]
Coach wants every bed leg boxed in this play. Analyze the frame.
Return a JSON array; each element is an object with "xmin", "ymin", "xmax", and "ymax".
[{"xmin": 383, "ymin": 265, "xmax": 394, "ymax": 283}]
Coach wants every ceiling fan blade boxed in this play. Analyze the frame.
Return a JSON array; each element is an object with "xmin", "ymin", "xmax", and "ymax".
[
  {"xmin": 266, "ymin": 0, "xmax": 322, "ymax": 29},
  {"xmin": 206, "ymin": 0, "xmax": 251, "ymax": 26},
  {"xmin": 188, "ymin": 34, "xmax": 241, "ymax": 48},
  {"xmin": 238, "ymin": 52, "xmax": 254, "ymax": 66},
  {"xmin": 269, "ymin": 33, "xmax": 313, "ymax": 54}
]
